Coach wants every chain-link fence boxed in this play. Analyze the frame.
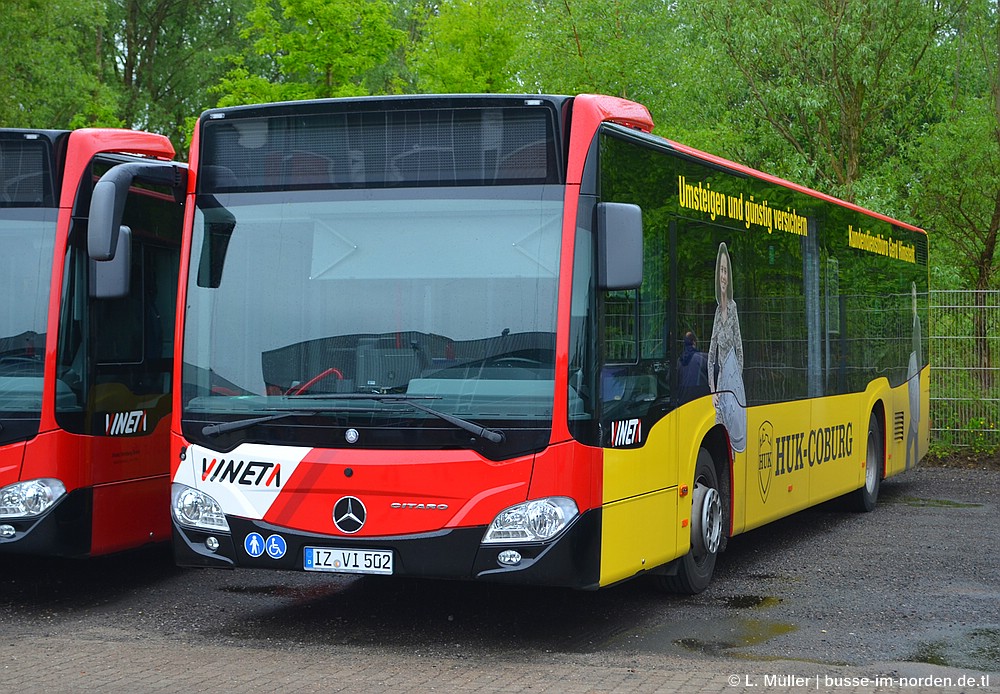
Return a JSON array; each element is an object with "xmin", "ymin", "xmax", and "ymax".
[
  {"xmin": 930, "ymin": 290, "xmax": 1000, "ymax": 452},
  {"xmin": 605, "ymin": 289, "xmax": 996, "ymax": 453}
]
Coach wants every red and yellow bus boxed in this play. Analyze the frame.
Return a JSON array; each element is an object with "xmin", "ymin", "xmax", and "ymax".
[
  {"xmin": 0, "ymin": 128, "xmax": 185, "ymax": 557},
  {"xmin": 145, "ymin": 95, "xmax": 926, "ymax": 591}
]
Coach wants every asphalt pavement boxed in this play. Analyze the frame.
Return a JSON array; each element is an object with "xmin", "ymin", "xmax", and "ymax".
[{"xmin": 1, "ymin": 466, "xmax": 998, "ymax": 693}]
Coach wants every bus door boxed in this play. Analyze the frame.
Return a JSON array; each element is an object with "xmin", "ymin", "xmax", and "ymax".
[{"xmin": 55, "ymin": 158, "xmax": 184, "ymax": 552}]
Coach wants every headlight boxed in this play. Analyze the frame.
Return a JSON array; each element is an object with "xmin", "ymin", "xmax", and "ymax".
[
  {"xmin": 171, "ymin": 484, "xmax": 230, "ymax": 532},
  {"xmin": 482, "ymin": 497, "xmax": 578, "ymax": 543},
  {"xmin": 0, "ymin": 478, "xmax": 66, "ymax": 518}
]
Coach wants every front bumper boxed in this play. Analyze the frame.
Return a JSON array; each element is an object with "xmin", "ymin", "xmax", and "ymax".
[
  {"xmin": 173, "ymin": 508, "xmax": 602, "ymax": 589},
  {"xmin": 0, "ymin": 488, "xmax": 92, "ymax": 557}
]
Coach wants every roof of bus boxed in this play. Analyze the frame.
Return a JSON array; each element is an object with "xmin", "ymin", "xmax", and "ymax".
[
  {"xmin": 197, "ymin": 93, "xmax": 924, "ymax": 236},
  {"xmin": 0, "ymin": 128, "xmax": 68, "ymax": 138},
  {"xmin": 201, "ymin": 93, "xmax": 574, "ymax": 119}
]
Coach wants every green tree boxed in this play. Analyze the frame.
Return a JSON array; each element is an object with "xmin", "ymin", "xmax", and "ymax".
[
  {"xmin": 410, "ymin": 0, "xmax": 521, "ymax": 93},
  {"xmin": 911, "ymin": 1, "xmax": 1000, "ymax": 292},
  {"xmin": 516, "ymin": 0, "xmax": 682, "ymax": 125},
  {"xmin": 908, "ymin": 1, "xmax": 1000, "ymax": 385},
  {"xmin": 0, "ymin": 0, "xmax": 119, "ymax": 129},
  {"xmin": 690, "ymin": 0, "xmax": 958, "ymax": 205},
  {"xmin": 103, "ymin": 0, "xmax": 254, "ymax": 153},
  {"xmin": 914, "ymin": 102, "xmax": 1000, "ymax": 292},
  {"xmin": 215, "ymin": 0, "xmax": 406, "ymax": 105}
]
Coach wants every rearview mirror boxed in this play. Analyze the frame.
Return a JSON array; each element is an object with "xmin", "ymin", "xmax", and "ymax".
[
  {"xmin": 89, "ymin": 226, "xmax": 132, "ymax": 299},
  {"xmin": 596, "ymin": 202, "xmax": 643, "ymax": 290}
]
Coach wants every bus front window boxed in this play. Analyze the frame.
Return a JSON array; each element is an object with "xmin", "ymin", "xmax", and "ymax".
[
  {"xmin": 182, "ymin": 187, "xmax": 563, "ymax": 456},
  {"xmin": 0, "ymin": 214, "xmax": 57, "ymax": 445}
]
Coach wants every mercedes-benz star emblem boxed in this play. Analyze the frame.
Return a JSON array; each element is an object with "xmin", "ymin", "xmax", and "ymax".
[
  {"xmin": 333, "ymin": 496, "xmax": 366, "ymax": 534},
  {"xmin": 345, "ymin": 428, "xmax": 360, "ymax": 444}
]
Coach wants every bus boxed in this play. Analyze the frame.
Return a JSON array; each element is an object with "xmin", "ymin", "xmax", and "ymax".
[
  {"xmin": 144, "ymin": 94, "xmax": 927, "ymax": 592},
  {"xmin": 0, "ymin": 128, "xmax": 186, "ymax": 557}
]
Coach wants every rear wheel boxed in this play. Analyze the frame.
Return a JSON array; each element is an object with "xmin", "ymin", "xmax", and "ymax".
[
  {"xmin": 658, "ymin": 448, "xmax": 723, "ymax": 594},
  {"xmin": 851, "ymin": 412, "xmax": 883, "ymax": 512}
]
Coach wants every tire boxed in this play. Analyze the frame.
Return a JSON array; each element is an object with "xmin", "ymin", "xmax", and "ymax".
[
  {"xmin": 658, "ymin": 447, "xmax": 724, "ymax": 594},
  {"xmin": 851, "ymin": 412, "xmax": 883, "ymax": 512}
]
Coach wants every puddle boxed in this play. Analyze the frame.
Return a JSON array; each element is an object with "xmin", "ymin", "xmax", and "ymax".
[
  {"xmin": 912, "ymin": 640, "xmax": 950, "ymax": 666},
  {"xmin": 724, "ymin": 595, "xmax": 782, "ymax": 610},
  {"xmin": 895, "ymin": 496, "xmax": 983, "ymax": 509},
  {"xmin": 676, "ymin": 618, "xmax": 798, "ymax": 655},
  {"xmin": 612, "ymin": 595, "xmax": 796, "ymax": 659},
  {"xmin": 613, "ymin": 608, "xmax": 797, "ymax": 659},
  {"xmin": 911, "ymin": 629, "xmax": 1000, "ymax": 672}
]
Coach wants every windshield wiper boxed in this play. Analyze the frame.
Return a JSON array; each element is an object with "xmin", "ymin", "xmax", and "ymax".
[
  {"xmin": 202, "ymin": 411, "xmax": 312, "ymax": 436},
  {"xmin": 199, "ymin": 394, "xmax": 505, "ymax": 444},
  {"xmin": 386, "ymin": 398, "xmax": 505, "ymax": 444},
  {"xmin": 278, "ymin": 393, "xmax": 506, "ymax": 444}
]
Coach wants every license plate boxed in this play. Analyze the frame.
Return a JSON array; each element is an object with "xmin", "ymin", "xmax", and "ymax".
[{"xmin": 304, "ymin": 546, "xmax": 393, "ymax": 575}]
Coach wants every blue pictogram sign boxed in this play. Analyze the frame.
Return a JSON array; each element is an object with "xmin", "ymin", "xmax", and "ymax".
[
  {"xmin": 244, "ymin": 532, "xmax": 265, "ymax": 558},
  {"xmin": 266, "ymin": 534, "xmax": 287, "ymax": 559}
]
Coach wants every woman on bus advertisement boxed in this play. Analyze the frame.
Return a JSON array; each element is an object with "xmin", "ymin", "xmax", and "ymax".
[{"xmin": 707, "ymin": 241, "xmax": 746, "ymax": 453}]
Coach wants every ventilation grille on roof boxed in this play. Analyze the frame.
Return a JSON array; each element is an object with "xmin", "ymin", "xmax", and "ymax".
[
  {"xmin": 0, "ymin": 138, "xmax": 53, "ymax": 207},
  {"xmin": 201, "ymin": 105, "xmax": 558, "ymax": 193}
]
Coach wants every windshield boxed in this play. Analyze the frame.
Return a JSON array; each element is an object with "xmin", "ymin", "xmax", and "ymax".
[
  {"xmin": 182, "ymin": 186, "xmax": 563, "ymax": 456},
  {"xmin": 0, "ymin": 211, "xmax": 57, "ymax": 444}
]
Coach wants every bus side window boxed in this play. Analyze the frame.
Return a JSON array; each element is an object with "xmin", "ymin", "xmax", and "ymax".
[
  {"xmin": 601, "ymin": 287, "xmax": 662, "ymax": 421},
  {"xmin": 604, "ymin": 289, "xmax": 638, "ymax": 364},
  {"xmin": 90, "ymin": 196, "xmax": 180, "ymax": 426}
]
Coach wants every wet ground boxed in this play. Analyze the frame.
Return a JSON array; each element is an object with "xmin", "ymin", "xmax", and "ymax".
[{"xmin": 0, "ymin": 466, "xmax": 997, "ymax": 691}]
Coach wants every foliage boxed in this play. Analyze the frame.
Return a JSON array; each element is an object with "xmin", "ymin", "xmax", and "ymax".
[
  {"xmin": 689, "ymin": 0, "xmax": 957, "ymax": 206},
  {"xmin": 930, "ymin": 413, "xmax": 1000, "ymax": 456},
  {"xmin": 913, "ymin": 100, "xmax": 1000, "ymax": 290},
  {"xmin": 1, "ymin": 0, "xmax": 1000, "ymax": 297},
  {"xmin": 214, "ymin": 0, "xmax": 406, "ymax": 105},
  {"xmin": 909, "ymin": 0, "xmax": 1000, "ymax": 292},
  {"xmin": 514, "ymin": 0, "xmax": 684, "ymax": 127},
  {"xmin": 410, "ymin": 0, "xmax": 521, "ymax": 93},
  {"xmin": 101, "ymin": 0, "xmax": 255, "ymax": 154},
  {"xmin": 0, "ymin": 0, "xmax": 117, "ymax": 128}
]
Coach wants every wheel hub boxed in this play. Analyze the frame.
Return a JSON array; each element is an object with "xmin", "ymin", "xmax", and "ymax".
[
  {"xmin": 691, "ymin": 482, "xmax": 722, "ymax": 556},
  {"xmin": 866, "ymin": 430, "xmax": 879, "ymax": 492}
]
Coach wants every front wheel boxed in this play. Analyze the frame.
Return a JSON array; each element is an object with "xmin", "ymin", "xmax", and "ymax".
[{"xmin": 657, "ymin": 447, "xmax": 724, "ymax": 594}]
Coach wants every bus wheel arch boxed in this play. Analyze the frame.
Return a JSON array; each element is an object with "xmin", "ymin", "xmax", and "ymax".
[
  {"xmin": 657, "ymin": 428, "xmax": 730, "ymax": 594},
  {"xmin": 701, "ymin": 425, "xmax": 731, "ymax": 554}
]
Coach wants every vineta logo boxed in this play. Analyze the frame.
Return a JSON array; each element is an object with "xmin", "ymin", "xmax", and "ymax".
[
  {"xmin": 105, "ymin": 410, "xmax": 147, "ymax": 436},
  {"xmin": 610, "ymin": 418, "xmax": 642, "ymax": 447},
  {"xmin": 201, "ymin": 457, "xmax": 282, "ymax": 488}
]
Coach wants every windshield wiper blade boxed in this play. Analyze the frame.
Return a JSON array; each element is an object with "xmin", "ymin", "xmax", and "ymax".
[
  {"xmin": 387, "ymin": 398, "xmax": 505, "ymax": 444},
  {"xmin": 202, "ymin": 411, "xmax": 312, "ymax": 436},
  {"xmin": 200, "ymin": 394, "xmax": 505, "ymax": 444}
]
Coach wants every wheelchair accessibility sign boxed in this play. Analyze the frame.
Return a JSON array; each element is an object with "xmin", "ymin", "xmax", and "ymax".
[{"xmin": 244, "ymin": 532, "xmax": 287, "ymax": 559}]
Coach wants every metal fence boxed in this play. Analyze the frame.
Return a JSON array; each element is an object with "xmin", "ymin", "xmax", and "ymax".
[
  {"xmin": 930, "ymin": 290, "xmax": 1000, "ymax": 451},
  {"xmin": 605, "ymin": 289, "xmax": 997, "ymax": 452}
]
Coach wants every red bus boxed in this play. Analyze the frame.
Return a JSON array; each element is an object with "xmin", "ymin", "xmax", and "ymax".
[
  {"xmin": 145, "ymin": 95, "xmax": 926, "ymax": 591},
  {"xmin": 0, "ymin": 128, "xmax": 186, "ymax": 557}
]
